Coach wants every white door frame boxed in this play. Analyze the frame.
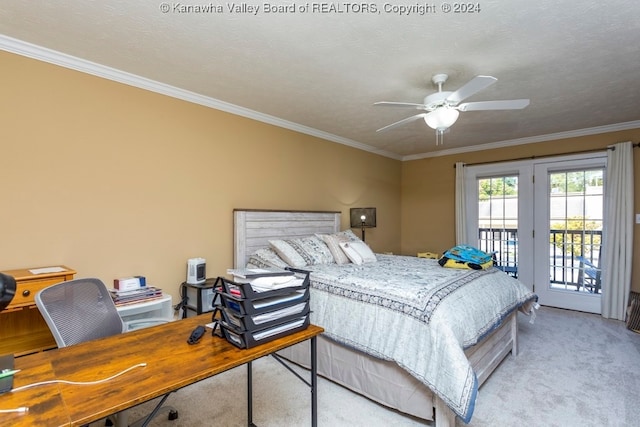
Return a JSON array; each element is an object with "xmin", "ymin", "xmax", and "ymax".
[
  {"xmin": 533, "ymin": 154, "xmax": 606, "ymax": 313},
  {"xmin": 464, "ymin": 160, "xmax": 534, "ymax": 290},
  {"xmin": 464, "ymin": 152, "xmax": 607, "ymax": 311}
]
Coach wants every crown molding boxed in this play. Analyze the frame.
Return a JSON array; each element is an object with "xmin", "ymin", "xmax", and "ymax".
[
  {"xmin": 2, "ymin": 34, "xmax": 635, "ymax": 163},
  {"xmin": 402, "ymin": 120, "xmax": 640, "ymax": 161},
  {"xmin": 0, "ymin": 35, "xmax": 402, "ymax": 161}
]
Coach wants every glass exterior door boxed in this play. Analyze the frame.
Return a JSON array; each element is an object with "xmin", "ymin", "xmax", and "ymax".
[
  {"xmin": 465, "ymin": 153, "xmax": 606, "ymax": 313},
  {"xmin": 464, "ymin": 162, "xmax": 534, "ymax": 290},
  {"xmin": 534, "ymin": 165, "xmax": 604, "ymax": 313}
]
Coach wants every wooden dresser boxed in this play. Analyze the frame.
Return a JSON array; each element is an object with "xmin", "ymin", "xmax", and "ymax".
[{"xmin": 0, "ymin": 266, "xmax": 76, "ymax": 356}]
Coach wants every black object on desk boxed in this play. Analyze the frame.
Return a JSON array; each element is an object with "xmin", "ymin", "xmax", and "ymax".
[{"xmin": 0, "ymin": 354, "xmax": 15, "ymax": 394}]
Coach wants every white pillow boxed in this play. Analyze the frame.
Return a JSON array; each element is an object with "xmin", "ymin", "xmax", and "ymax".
[
  {"xmin": 316, "ymin": 229, "xmax": 363, "ymax": 265},
  {"xmin": 318, "ymin": 233, "xmax": 351, "ymax": 264},
  {"xmin": 247, "ymin": 247, "xmax": 289, "ymax": 269},
  {"xmin": 334, "ymin": 229, "xmax": 361, "ymax": 242},
  {"xmin": 269, "ymin": 240, "xmax": 307, "ymax": 267},
  {"xmin": 269, "ymin": 236, "xmax": 334, "ymax": 267},
  {"xmin": 339, "ymin": 241, "xmax": 377, "ymax": 265}
]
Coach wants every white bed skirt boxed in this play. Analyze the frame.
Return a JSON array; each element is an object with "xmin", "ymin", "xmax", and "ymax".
[
  {"xmin": 278, "ymin": 334, "xmax": 435, "ymax": 421},
  {"xmin": 277, "ymin": 310, "xmax": 518, "ymax": 423}
]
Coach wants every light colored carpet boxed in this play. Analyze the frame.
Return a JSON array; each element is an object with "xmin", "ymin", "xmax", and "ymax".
[{"xmin": 109, "ymin": 306, "xmax": 640, "ymax": 426}]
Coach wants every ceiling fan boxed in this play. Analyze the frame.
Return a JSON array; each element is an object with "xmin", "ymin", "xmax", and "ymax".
[{"xmin": 374, "ymin": 74, "xmax": 530, "ymax": 145}]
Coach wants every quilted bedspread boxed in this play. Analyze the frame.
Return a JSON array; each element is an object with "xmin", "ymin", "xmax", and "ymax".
[{"xmin": 302, "ymin": 254, "xmax": 537, "ymax": 422}]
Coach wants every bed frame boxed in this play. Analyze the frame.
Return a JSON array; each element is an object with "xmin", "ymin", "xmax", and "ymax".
[{"xmin": 233, "ymin": 209, "xmax": 518, "ymax": 426}]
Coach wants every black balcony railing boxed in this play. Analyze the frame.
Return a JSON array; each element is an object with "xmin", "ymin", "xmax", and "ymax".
[
  {"xmin": 477, "ymin": 228, "xmax": 602, "ymax": 292},
  {"xmin": 549, "ymin": 229, "xmax": 601, "ymax": 293},
  {"xmin": 478, "ymin": 228, "xmax": 518, "ymax": 277}
]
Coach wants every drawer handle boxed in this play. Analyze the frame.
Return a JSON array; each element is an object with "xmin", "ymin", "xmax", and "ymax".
[{"xmin": 22, "ymin": 289, "xmax": 30, "ymax": 297}]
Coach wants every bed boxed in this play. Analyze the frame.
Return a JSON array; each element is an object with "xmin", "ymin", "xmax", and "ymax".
[{"xmin": 233, "ymin": 209, "xmax": 537, "ymax": 426}]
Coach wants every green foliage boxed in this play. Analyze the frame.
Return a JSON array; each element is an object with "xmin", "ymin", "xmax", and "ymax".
[
  {"xmin": 550, "ymin": 170, "xmax": 603, "ymax": 194},
  {"xmin": 549, "ymin": 216, "xmax": 602, "ymax": 257},
  {"xmin": 478, "ymin": 176, "xmax": 517, "ymax": 200}
]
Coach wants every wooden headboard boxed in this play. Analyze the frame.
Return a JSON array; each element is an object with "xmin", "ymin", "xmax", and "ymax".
[{"xmin": 233, "ymin": 209, "xmax": 341, "ymax": 268}]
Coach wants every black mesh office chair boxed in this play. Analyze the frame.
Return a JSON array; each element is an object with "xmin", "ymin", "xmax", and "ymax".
[{"xmin": 35, "ymin": 277, "xmax": 178, "ymax": 427}]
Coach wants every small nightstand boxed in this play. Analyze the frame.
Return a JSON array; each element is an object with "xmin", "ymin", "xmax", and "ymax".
[{"xmin": 180, "ymin": 278, "xmax": 219, "ymax": 318}]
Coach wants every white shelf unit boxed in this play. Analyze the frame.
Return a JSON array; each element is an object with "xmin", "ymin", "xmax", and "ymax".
[{"xmin": 116, "ymin": 294, "xmax": 174, "ymax": 323}]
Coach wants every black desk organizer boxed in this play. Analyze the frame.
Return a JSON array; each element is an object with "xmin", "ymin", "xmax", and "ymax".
[{"xmin": 216, "ymin": 269, "xmax": 311, "ymax": 349}]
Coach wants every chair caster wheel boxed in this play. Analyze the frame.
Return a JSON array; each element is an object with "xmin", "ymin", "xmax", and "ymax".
[{"xmin": 168, "ymin": 409, "xmax": 179, "ymax": 420}]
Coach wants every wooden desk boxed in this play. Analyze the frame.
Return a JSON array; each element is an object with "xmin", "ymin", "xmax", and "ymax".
[
  {"xmin": 1, "ymin": 315, "xmax": 322, "ymax": 426},
  {"xmin": 0, "ymin": 352, "xmax": 69, "ymax": 426},
  {"xmin": 0, "ymin": 265, "xmax": 76, "ymax": 356}
]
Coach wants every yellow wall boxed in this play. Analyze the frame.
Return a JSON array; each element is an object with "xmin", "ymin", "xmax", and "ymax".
[
  {"xmin": 401, "ymin": 130, "xmax": 640, "ymax": 292},
  {"xmin": 2, "ymin": 49, "xmax": 638, "ymax": 304},
  {"xmin": 0, "ymin": 51, "xmax": 401, "ymax": 304}
]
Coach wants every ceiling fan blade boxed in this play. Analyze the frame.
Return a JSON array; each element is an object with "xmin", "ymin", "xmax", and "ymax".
[
  {"xmin": 376, "ymin": 113, "xmax": 427, "ymax": 132},
  {"xmin": 457, "ymin": 99, "xmax": 530, "ymax": 111},
  {"xmin": 446, "ymin": 75, "xmax": 497, "ymax": 104},
  {"xmin": 374, "ymin": 101, "xmax": 427, "ymax": 110}
]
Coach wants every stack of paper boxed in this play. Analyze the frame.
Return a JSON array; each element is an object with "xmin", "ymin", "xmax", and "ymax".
[
  {"xmin": 226, "ymin": 268, "xmax": 303, "ymax": 293},
  {"xmin": 109, "ymin": 286, "xmax": 163, "ymax": 306},
  {"xmin": 218, "ymin": 269, "xmax": 311, "ymax": 349},
  {"xmin": 251, "ymin": 302, "xmax": 307, "ymax": 325},
  {"xmin": 253, "ymin": 317, "xmax": 307, "ymax": 341}
]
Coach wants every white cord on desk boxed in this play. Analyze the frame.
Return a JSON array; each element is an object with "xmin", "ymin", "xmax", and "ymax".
[
  {"xmin": 0, "ymin": 407, "xmax": 29, "ymax": 413},
  {"xmin": 10, "ymin": 362, "xmax": 147, "ymax": 393}
]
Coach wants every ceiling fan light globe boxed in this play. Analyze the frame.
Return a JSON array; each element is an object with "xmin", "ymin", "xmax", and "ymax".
[{"xmin": 424, "ymin": 108, "xmax": 459, "ymax": 130}]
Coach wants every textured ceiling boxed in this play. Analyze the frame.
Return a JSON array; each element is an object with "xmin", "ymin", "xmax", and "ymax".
[{"xmin": 1, "ymin": 0, "xmax": 639, "ymax": 159}]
